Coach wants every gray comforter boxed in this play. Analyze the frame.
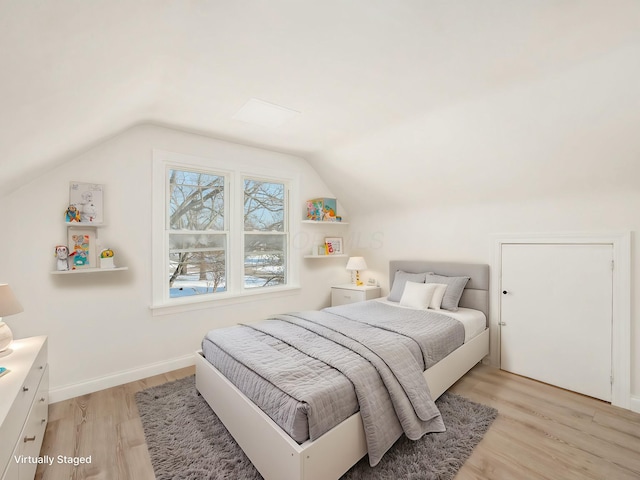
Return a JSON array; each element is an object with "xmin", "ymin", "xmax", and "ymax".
[{"xmin": 203, "ymin": 301, "xmax": 465, "ymax": 466}]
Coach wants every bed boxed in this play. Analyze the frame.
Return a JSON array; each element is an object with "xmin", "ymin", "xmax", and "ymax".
[{"xmin": 195, "ymin": 260, "xmax": 490, "ymax": 480}]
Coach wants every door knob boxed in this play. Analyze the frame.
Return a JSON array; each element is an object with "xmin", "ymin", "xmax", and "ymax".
[{"xmin": 502, "ymin": 290, "xmax": 508, "ymax": 294}]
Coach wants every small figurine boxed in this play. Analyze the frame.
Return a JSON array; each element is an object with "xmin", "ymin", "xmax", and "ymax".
[
  {"xmin": 55, "ymin": 245, "xmax": 71, "ymax": 271},
  {"xmin": 65, "ymin": 205, "xmax": 81, "ymax": 222},
  {"xmin": 322, "ymin": 206, "xmax": 336, "ymax": 221}
]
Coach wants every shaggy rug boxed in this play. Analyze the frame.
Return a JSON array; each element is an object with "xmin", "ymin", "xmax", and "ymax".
[{"xmin": 136, "ymin": 376, "xmax": 497, "ymax": 480}]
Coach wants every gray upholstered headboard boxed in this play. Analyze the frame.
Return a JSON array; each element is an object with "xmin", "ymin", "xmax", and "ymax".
[{"xmin": 389, "ymin": 260, "xmax": 490, "ymax": 324}]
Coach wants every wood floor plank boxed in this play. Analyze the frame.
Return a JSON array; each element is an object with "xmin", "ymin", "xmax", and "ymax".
[
  {"xmin": 35, "ymin": 363, "xmax": 640, "ymax": 480},
  {"xmin": 35, "ymin": 368, "xmax": 195, "ymax": 480},
  {"xmin": 466, "ymin": 380, "xmax": 640, "ymax": 467},
  {"xmin": 451, "ymin": 364, "xmax": 640, "ymax": 480}
]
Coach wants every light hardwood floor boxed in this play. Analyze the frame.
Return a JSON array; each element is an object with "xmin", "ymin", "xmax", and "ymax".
[{"xmin": 35, "ymin": 364, "xmax": 640, "ymax": 480}]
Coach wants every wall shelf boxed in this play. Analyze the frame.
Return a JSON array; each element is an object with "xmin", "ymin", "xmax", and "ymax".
[
  {"xmin": 302, "ymin": 220, "xmax": 348, "ymax": 225},
  {"xmin": 303, "ymin": 254, "xmax": 348, "ymax": 259},
  {"xmin": 51, "ymin": 267, "xmax": 129, "ymax": 275},
  {"xmin": 64, "ymin": 222, "xmax": 104, "ymax": 227},
  {"xmin": 58, "ymin": 216, "xmax": 128, "ymax": 273}
]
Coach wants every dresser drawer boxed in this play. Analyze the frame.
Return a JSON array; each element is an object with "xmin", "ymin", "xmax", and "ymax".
[
  {"xmin": 0, "ymin": 337, "xmax": 48, "ymax": 480},
  {"xmin": 14, "ymin": 367, "xmax": 49, "ymax": 480},
  {"xmin": 2, "ymin": 449, "xmax": 19, "ymax": 480},
  {"xmin": 331, "ymin": 288, "xmax": 366, "ymax": 306},
  {"xmin": 331, "ymin": 285, "xmax": 381, "ymax": 307},
  {"xmin": 13, "ymin": 343, "xmax": 47, "ymax": 432}
]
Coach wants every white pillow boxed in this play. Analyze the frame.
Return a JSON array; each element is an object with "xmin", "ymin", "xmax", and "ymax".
[
  {"xmin": 400, "ymin": 281, "xmax": 437, "ymax": 310},
  {"xmin": 428, "ymin": 283, "xmax": 448, "ymax": 310}
]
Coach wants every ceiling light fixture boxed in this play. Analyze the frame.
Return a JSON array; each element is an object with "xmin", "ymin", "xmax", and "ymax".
[{"xmin": 232, "ymin": 98, "xmax": 300, "ymax": 128}]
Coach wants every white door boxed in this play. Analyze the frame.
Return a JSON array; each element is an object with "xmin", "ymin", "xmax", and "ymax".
[{"xmin": 500, "ymin": 243, "xmax": 613, "ymax": 401}]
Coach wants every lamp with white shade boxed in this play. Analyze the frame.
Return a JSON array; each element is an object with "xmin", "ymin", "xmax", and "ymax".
[
  {"xmin": 0, "ymin": 284, "xmax": 24, "ymax": 353},
  {"xmin": 346, "ymin": 256, "xmax": 367, "ymax": 286}
]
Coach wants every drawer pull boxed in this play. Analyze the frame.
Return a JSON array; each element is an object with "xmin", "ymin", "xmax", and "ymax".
[
  {"xmin": 23, "ymin": 436, "xmax": 36, "ymax": 443},
  {"xmin": 39, "ymin": 365, "xmax": 44, "ymax": 370},
  {"xmin": 22, "ymin": 386, "xmax": 29, "ymax": 392},
  {"xmin": 41, "ymin": 418, "xmax": 46, "ymax": 423},
  {"xmin": 40, "ymin": 397, "xmax": 46, "ymax": 402}
]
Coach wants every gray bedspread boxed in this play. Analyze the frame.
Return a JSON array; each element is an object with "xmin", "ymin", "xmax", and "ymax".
[{"xmin": 202, "ymin": 301, "xmax": 465, "ymax": 466}]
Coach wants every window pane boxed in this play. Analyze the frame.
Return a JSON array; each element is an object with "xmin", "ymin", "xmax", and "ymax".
[
  {"xmin": 169, "ymin": 233, "xmax": 225, "ymax": 252},
  {"xmin": 244, "ymin": 179, "xmax": 284, "ymax": 232},
  {"xmin": 169, "ymin": 169, "xmax": 224, "ymax": 231},
  {"xmin": 169, "ymin": 232, "xmax": 226, "ymax": 298},
  {"xmin": 244, "ymin": 234, "xmax": 286, "ymax": 289},
  {"xmin": 169, "ymin": 249, "xmax": 226, "ymax": 298}
]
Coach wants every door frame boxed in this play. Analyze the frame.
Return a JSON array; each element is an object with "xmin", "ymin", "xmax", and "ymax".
[{"xmin": 491, "ymin": 232, "xmax": 631, "ymax": 409}]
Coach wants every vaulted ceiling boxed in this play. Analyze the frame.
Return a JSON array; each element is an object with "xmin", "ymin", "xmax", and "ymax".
[{"xmin": 2, "ymin": 1, "xmax": 639, "ymax": 202}]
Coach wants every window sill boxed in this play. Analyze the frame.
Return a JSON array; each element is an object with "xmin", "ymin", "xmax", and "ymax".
[{"xmin": 150, "ymin": 285, "xmax": 301, "ymax": 316}]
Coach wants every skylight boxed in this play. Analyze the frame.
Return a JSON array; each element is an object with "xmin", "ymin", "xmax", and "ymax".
[{"xmin": 232, "ymin": 98, "xmax": 300, "ymax": 128}]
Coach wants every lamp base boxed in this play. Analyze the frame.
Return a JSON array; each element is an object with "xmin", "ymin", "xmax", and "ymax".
[{"xmin": 0, "ymin": 321, "xmax": 13, "ymax": 352}]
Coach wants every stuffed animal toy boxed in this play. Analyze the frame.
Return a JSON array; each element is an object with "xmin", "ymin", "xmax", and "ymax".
[
  {"xmin": 65, "ymin": 205, "xmax": 81, "ymax": 222},
  {"xmin": 55, "ymin": 245, "xmax": 71, "ymax": 271}
]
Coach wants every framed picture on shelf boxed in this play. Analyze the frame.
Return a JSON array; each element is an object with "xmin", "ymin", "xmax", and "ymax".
[
  {"xmin": 67, "ymin": 228, "xmax": 97, "ymax": 269},
  {"xmin": 324, "ymin": 237, "xmax": 343, "ymax": 255},
  {"xmin": 69, "ymin": 182, "xmax": 104, "ymax": 224}
]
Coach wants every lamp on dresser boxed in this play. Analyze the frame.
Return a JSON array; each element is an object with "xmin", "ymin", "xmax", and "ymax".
[
  {"xmin": 346, "ymin": 256, "xmax": 367, "ymax": 286},
  {"xmin": 0, "ymin": 284, "xmax": 24, "ymax": 353}
]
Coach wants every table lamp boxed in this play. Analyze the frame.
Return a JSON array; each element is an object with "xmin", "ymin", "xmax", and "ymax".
[
  {"xmin": 346, "ymin": 257, "xmax": 367, "ymax": 286},
  {"xmin": 0, "ymin": 284, "xmax": 24, "ymax": 353}
]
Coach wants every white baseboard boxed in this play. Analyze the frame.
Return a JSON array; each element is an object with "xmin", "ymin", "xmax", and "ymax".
[
  {"xmin": 49, "ymin": 353, "xmax": 195, "ymax": 403},
  {"xmin": 630, "ymin": 394, "xmax": 640, "ymax": 414}
]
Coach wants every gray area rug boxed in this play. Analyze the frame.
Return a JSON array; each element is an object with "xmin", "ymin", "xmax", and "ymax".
[{"xmin": 136, "ymin": 376, "xmax": 497, "ymax": 480}]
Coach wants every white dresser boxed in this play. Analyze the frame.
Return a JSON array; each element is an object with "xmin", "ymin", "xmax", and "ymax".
[
  {"xmin": 330, "ymin": 284, "xmax": 381, "ymax": 306},
  {"xmin": 0, "ymin": 336, "xmax": 49, "ymax": 480}
]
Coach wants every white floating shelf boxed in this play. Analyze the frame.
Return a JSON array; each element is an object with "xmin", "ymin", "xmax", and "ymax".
[
  {"xmin": 51, "ymin": 267, "xmax": 128, "ymax": 275},
  {"xmin": 303, "ymin": 254, "xmax": 348, "ymax": 259},
  {"xmin": 64, "ymin": 222, "xmax": 105, "ymax": 227},
  {"xmin": 301, "ymin": 220, "xmax": 348, "ymax": 225}
]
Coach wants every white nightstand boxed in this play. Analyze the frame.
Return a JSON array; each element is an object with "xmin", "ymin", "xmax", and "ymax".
[
  {"xmin": 0, "ymin": 336, "xmax": 49, "ymax": 480},
  {"xmin": 331, "ymin": 284, "xmax": 382, "ymax": 307}
]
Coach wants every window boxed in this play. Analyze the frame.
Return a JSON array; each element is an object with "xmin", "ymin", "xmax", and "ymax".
[
  {"xmin": 243, "ymin": 178, "xmax": 287, "ymax": 289},
  {"xmin": 168, "ymin": 169, "xmax": 227, "ymax": 298},
  {"xmin": 152, "ymin": 149, "xmax": 299, "ymax": 310}
]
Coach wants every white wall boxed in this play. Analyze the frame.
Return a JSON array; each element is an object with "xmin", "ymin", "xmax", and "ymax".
[
  {"xmin": 309, "ymin": 38, "xmax": 640, "ymax": 409},
  {"xmin": 345, "ymin": 192, "xmax": 638, "ymax": 394},
  {"xmin": 0, "ymin": 124, "xmax": 347, "ymax": 401}
]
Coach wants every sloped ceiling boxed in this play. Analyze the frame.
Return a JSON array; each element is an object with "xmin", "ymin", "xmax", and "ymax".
[{"xmin": 1, "ymin": 0, "xmax": 639, "ymax": 203}]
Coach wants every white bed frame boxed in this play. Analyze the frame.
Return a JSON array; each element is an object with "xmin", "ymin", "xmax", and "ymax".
[{"xmin": 195, "ymin": 260, "xmax": 490, "ymax": 480}]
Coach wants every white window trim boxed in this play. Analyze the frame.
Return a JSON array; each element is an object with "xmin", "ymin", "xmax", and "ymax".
[{"xmin": 151, "ymin": 149, "xmax": 300, "ymax": 314}]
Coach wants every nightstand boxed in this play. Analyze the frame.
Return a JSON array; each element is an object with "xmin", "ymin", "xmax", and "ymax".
[
  {"xmin": 0, "ymin": 336, "xmax": 48, "ymax": 480},
  {"xmin": 331, "ymin": 284, "xmax": 381, "ymax": 307}
]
